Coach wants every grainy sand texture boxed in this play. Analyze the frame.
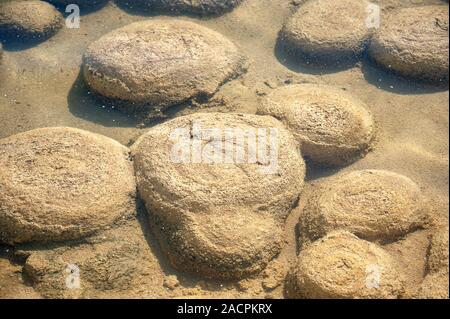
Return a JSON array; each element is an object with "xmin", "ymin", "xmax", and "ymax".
[{"xmin": 0, "ymin": 0, "xmax": 448, "ymax": 299}]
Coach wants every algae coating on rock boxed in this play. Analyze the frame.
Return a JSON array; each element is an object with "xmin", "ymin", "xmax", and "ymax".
[
  {"xmin": 131, "ymin": 112, "xmax": 306, "ymax": 279},
  {"xmin": 369, "ymin": 6, "xmax": 449, "ymax": 83},
  {"xmin": 279, "ymin": 0, "xmax": 374, "ymax": 64},
  {"xmin": 82, "ymin": 19, "xmax": 246, "ymax": 115},
  {"xmin": 300, "ymin": 170, "xmax": 427, "ymax": 244},
  {"xmin": 291, "ymin": 231, "xmax": 405, "ymax": 299},
  {"xmin": 258, "ymin": 84, "xmax": 375, "ymax": 166},
  {"xmin": 0, "ymin": 127, "xmax": 136, "ymax": 244},
  {"xmin": 0, "ymin": 0, "xmax": 63, "ymax": 41}
]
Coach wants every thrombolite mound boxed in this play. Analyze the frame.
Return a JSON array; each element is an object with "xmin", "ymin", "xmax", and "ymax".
[
  {"xmin": 369, "ymin": 5, "xmax": 449, "ymax": 83},
  {"xmin": 0, "ymin": 127, "xmax": 136, "ymax": 244},
  {"xmin": 0, "ymin": 0, "xmax": 63, "ymax": 42},
  {"xmin": 290, "ymin": 231, "xmax": 406, "ymax": 299},
  {"xmin": 82, "ymin": 19, "xmax": 246, "ymax": 116},
  {"xmin": 131, "ymin": 112, "xmax": 306, "ymax": 279},
  {"xmin": 154, "ymin": 210, "xmax": 284, "ymax": 279},
  {"xmin": 257, "ymin": 84, "xmax": 375, "ymax": 166},
  {"xmin": 123, "ymin": 0, "xmax": 243, "ymax": 15},
  {"xmin": 279, "ymin": 0, "xmax": 374, "ymax": 64},
  {"xmin": 299, "ymin": 170, "xmax": 428, "ymax": 245}
]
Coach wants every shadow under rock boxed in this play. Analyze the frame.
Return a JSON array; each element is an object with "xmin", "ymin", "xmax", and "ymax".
[
  {"xmin": 274, "ymin": 36, "xmax": 361, "ymax": 76},
  {"xmin": 134, "ymin": 197, "xmax": 213, "ymax": 288},
  {"xmin": 361, "ymin": 57, "xmax": 449, "ymax": 95},
  {"xmin": 0, "ymin": 32, "xmax": 59, "ymax": 51},
  {"xmin": 68, "ymin": 69, "xmax": 201, "ymax": 129},
  {"xmin": 0, "ymin": 244, "xmax": 14, "ymax": 259},
  {"xmin": 67, "ymin": 70, "xmax": 143, "ymax": 128},
  {"xmin": 134, "ymin": 198, "xmax": 177, "ymax": 275},
  {"xmin": 113, "ymin": 0, "xmax": 238, "ymax": 19},
  {"xmin": 303, "ymin": 158, "xmax": 344, "ymax": 182},
  {"xmin": 48, "ymin": 0, "xmax": 110, "ymax": 16},
  {"xmin": 0, "ymin": 0, "xmax": 109, "ymax": 51}
]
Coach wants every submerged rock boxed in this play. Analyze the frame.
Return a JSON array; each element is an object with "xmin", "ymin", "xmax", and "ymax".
[
  {"xmin": 153, "ymin": 210, "xmax": 284, "ymax": 280},
  {"xmin": 369, "ymin": 5, "xmax": 449, "ymax": 83},
  {"xmin": 82, "ymin": 19, "xmax": 246, "ymax": 116},
  {"xmin": 22, "ymin": 218, "xmax": 165, "ymax": 299},
  {"xmin": 290, "ymin": 231, "xmax": 406, "ymax": 299},
  {"xmin": 131, "ymin": 112, "xmax": 306, "ymax": 279},
  {"xmin": 0, "ymin": 0, "xmax": 63, "ymax": 42},
  {"xmin": 299, "ymin": 170, "xmax": 428, "ymax": 244},
  {"xmin": 258, "ymin": 84, "xmax": 375, "ymax": 166},
  {"xmin": 0, "ymin": 127, "xmax": 136, "ymax": 244},
  {"xmin": 279, "ymin": 0, "xmax": 374, "ymax": 64}
]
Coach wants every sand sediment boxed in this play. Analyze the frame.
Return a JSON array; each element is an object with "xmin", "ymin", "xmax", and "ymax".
[{"xmin": 0, "ymin": 0, "xmax": 447, "ymax": 299}]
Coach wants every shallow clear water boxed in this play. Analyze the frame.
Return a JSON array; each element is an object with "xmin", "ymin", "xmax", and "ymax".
[{"xmin": 0, "ymin": 0, "xmax": 448, "ymax": 299}]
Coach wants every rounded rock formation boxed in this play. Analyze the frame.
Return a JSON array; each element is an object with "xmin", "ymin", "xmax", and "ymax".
[
  {"xmin": 82, "ymin": 19, "xmax": 246, "ymax": 116},
  {"xmin": 257, "ymin": 84, "xmax": 375, "ymax": 166},
  {"xmin": 300, "ymin": 170, "xmax": 427, "ymax": 244},
  {"xmin": 131, "ymin": 112, "xmax": 306, "ymax": 279},
  {"xmin": 369, "ymin": 6, "xmax": 449, "ymax": 83},
  {"xmin": 279, "ymin": 0, "xmax": 374, "ymax": 64},
  {"xmin": 0, "ymin": 127, "xmax": 136, "ymax": 244},
  {"xmin": 0, "ymin": 0, "xmax": 63, "ymax": 42},
  {"xmin": 155, "ymin": 210, "xmax": 284, "ymax": 279},
  {"xmin": 126, "ymin": 0, "xmax": 242, "ymax": 16},
  {"xmin": 291, "ymin": 231, "xmax": 405, "ymax": 299}
]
